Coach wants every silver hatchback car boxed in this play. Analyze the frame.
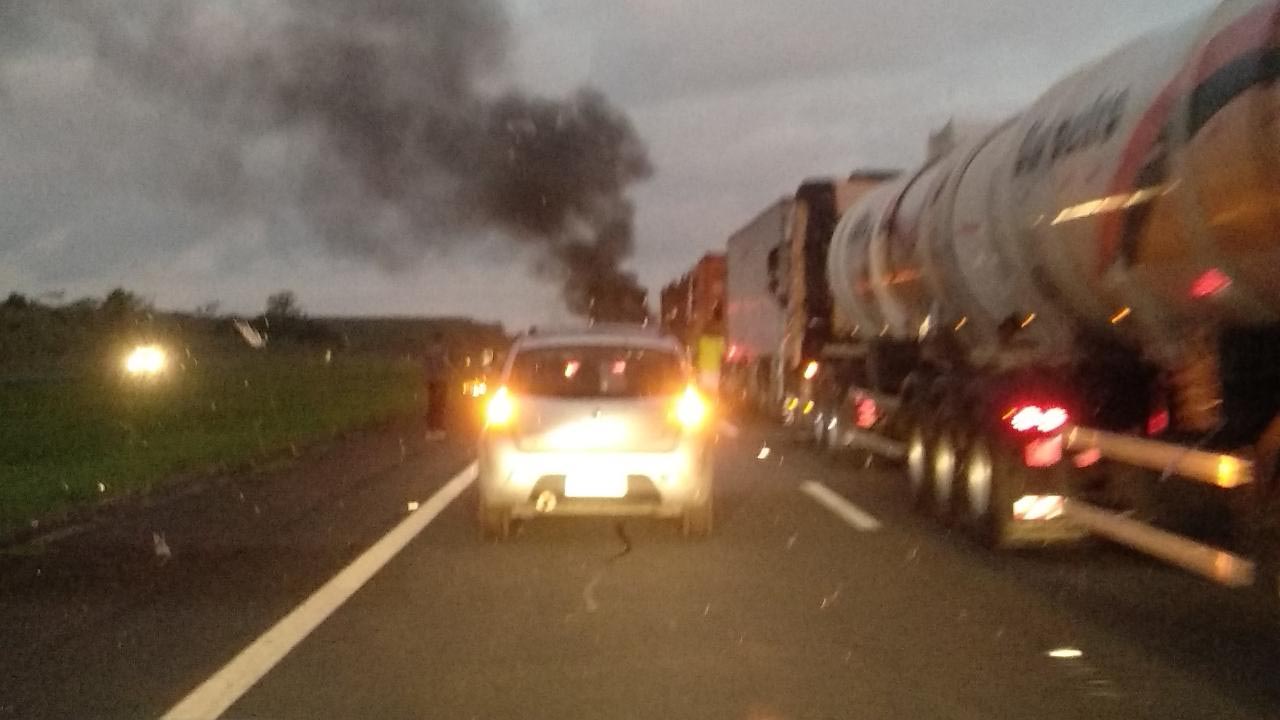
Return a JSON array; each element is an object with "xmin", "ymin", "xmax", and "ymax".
[{"xmin": 477, "ymin": 326, "xmax": 715, "ymax": 540}]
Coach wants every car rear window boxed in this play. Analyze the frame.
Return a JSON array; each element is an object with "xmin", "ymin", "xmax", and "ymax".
[{"xmin": 507, "ymin": 346, "xmax": 686, "ymax": 398}]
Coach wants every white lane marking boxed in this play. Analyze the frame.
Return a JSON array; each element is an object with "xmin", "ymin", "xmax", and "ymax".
[
  {"xmin": 161, "ymin": 461, "xmax": 478, "ymax": 720},
  {"xmin": 800, "ymin": 481, "xmax": 882, "ymax": 532},
  {"xmin": 718, "ymin": 420, "xmax": 740, "ymax": 439}
]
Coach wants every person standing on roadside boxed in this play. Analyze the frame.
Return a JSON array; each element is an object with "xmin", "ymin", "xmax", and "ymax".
[{"xmin": 423, "ymin": 332, "xmax": 452, "ymax": 440}]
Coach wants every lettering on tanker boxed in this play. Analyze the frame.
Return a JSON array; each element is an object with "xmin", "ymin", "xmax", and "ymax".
[{"xmin": 1014, "ymin": 90, "xmax": 1129, "ymax": 176}]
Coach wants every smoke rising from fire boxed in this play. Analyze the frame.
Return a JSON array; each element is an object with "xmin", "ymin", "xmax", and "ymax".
[{"xmin": 25, "ymin": 0, "xmax": 653, "ymax": 321}]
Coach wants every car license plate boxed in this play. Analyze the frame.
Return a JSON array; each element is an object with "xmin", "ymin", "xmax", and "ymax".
[{"xmin": 564, "ymin": 474, "xmax": 628, "ymax": 498}]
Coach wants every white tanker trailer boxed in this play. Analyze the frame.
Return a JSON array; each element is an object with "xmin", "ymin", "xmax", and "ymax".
[{"xmin": 809, "ymin": 0, "xmax": 1280, "ymax": 593}]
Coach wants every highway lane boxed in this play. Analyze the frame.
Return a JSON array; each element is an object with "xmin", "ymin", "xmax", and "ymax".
[
  {"xmin": 0, "ymin": 421, "xmax": 476, "ymax": 720},
  {"xmin": 4, "ymin": 419, "xmax": 1280, "ymax": 719},
  {"xmin": 222, "ymin": 423, "xmax": 1280, "ymax": 720}
]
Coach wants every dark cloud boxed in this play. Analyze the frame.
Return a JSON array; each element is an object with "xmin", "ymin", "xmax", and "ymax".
[{"xmin": 7, "ymin": 0, "xmax": 652, "ymax": 321}]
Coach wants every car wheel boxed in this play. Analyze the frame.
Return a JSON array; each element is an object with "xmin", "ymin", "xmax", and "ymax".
[
  {"xmin": 477, "ymin": 491, "xmax": 512, "ymax": 542},
  {"xmin": 681, "ymin": 493, "xmax": 714, "ymax": 539}
]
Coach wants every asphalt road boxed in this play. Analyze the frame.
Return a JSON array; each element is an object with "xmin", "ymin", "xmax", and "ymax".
[{"xmin": 3, "ymin": 419, "xmax": 1280, "ymax": 719}]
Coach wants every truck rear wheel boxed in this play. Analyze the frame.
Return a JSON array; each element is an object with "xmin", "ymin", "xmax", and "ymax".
[
  {"xmin": 906, "ymin": 421, "xmax": 933, "ymax": 511},
  {"xmin": 824, "ymin": 415, "xmax": 849, "ymax": 458},
  {"xmin": 1251, "ymin": 454, "xmax": 1280, "ymax": 605},
  {"xmin": 959, "ymin": 435, "xmax": 1015, "ymax": 548},
  {"xmin": 812, "ymin": 410, "xmax": 830, "ymax": 448},
  {"xmin": 930, "ymin": 427, "xmax": 961, "ymax": 522}
]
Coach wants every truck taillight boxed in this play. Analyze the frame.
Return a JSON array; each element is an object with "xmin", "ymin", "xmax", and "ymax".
[{"xmin": 1007, "ymin": 404, "xmax": 1069, "ymax": 433}]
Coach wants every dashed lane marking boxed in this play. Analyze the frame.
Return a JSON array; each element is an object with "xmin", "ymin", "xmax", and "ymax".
[{"xmin": 800, "ymin": 481, "xmax": 883, "ymax": 532}]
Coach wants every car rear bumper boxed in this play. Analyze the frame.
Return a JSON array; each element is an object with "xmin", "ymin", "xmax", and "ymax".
[{"xmin": 478, "ymin": 436, "xmax": 712, "ymax": 517}]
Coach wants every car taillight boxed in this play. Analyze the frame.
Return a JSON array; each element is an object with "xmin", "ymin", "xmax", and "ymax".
[
  {"xmin": 485, "ymin": 386, "xmax": 516, "ymax": 427},
  {"xmin": 674, "ymin": 386, "xmax": 709, "ymax": 430},
  {"xmin": 1006, "ymin": 404, "xmax": 1069, "ymax": 433}
]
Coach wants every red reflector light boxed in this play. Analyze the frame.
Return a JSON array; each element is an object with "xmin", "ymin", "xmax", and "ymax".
[
  {"xmin": 855, "ymin": 397, "xmax": 878, "ymax": 429},
  {"xmin": 1073, "ymin": 448, "xmax": 1102, "ymax": 468},
  {"xmin": 1146, "ymin": 407, "xmax": 1170, "ymax": 436},
  {"xmin": 1024, "ymin": 435, "xmax": 1064, "ymax": 467},
  {"xmin": 1190, "ymin": 268, "xmax": 1232, "ymax": 299},
  {"xmin": 1007, "ymin": 405, "xmax": 1069, "ymax": 433}
]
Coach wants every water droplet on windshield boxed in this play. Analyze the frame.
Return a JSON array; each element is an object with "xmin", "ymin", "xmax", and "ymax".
[{"xmin": 152, "ymin": 532, "xmax": 171, "ymax": 562}]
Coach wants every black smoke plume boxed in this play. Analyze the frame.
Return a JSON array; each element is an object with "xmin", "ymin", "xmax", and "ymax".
[{"xmin": 32, "ymin": 0, "xmax": 653, "ymax": 321}]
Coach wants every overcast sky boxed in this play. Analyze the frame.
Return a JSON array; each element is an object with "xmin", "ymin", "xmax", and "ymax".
[{"xmin": 0, "ymin": 0, "xmax": 1218, "ymax": 327}]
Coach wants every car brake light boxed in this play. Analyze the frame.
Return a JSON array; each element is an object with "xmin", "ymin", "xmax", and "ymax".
[
  {"xmin": 674, "ymin": 386, "xmax": 708, "ymax": 430},
  {"xmin": 485, "ymin": 386, "xmax": 515, "ymax": 427},
  {"xmin": 1007, "ymin": 404, "xmax": 1069, "ymax": 433}
]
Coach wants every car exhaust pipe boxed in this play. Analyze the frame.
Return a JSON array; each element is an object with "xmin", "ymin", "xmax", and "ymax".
[{"xmin": 535, "ymin": 490, "xmax": 557, "ymax": 514}]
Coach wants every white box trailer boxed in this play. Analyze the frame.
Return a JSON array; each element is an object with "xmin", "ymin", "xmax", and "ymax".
[{"xmin": 724, "ymin": 198, "xmax": 791, "ymax": 415}]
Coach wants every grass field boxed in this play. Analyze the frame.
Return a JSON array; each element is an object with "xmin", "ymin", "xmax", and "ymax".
[{"xmin": 0, "ymin": 352, "xmax": 423, "ymax": 538}]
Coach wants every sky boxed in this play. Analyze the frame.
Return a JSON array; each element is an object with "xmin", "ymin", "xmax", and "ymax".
[{"xmin": 0, "ymin": 0, "xmax": 1219, "ymax": 327}]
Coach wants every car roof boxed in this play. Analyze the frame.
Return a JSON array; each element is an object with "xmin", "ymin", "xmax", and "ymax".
[{"xmin": 513, "ymin": 324, "xmax": 682, "ymax": 353}]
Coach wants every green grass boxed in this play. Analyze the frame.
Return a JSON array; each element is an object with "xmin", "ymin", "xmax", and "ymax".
[{"xmin": 0, "ymin": 352, "xmax": 422, "ymax": 538}]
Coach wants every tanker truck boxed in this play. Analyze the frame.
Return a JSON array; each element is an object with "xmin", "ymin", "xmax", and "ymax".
[{"xmin": 807, "ymin": 0, "xmax": 1280, "ymax": 594}]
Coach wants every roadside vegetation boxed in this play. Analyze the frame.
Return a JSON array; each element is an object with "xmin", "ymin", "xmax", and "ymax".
[{"xmin": 0, "ymin": 289, "xmax": 506, "ymax": 539}]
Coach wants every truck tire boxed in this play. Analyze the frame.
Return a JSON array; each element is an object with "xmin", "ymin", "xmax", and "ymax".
[
  {"xmin": 929, "ymin": 425, "xmax": 962, "ymax": 522},
  {"xmin": 905, "ymin": 420, "xmax": 934, "ymax": 512},
  {"xmin": 812, "ymin": 410, "xmax": 829, "ymax": 448},
  {"xmin": 958, "ymin": 434, "xmax": 1016, "ymax": 548},
  {"xmin": 1250, "ymin": 454, "xmax": 1280, "ymax": 605},
  {"xmin": 477, "ymin": 492, "xmax": 512, "ymax": 542},
  {"xmin": 823, "ymin": 415, "xmax": 847, "ymax": 458}
]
